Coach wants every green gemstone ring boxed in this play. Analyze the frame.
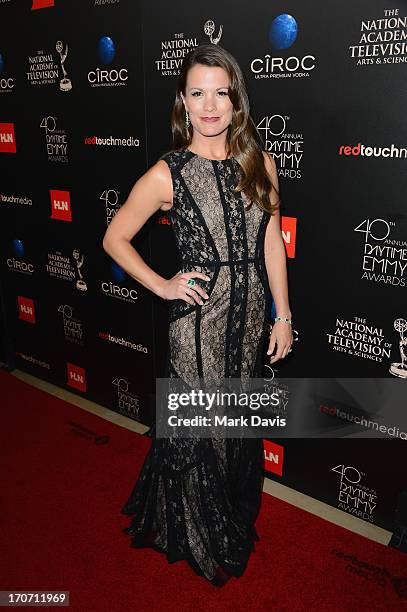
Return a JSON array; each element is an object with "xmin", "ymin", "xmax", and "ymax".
[{"xmin": 186, "ymin": 278, "xmax": 196, "ymax": 287}]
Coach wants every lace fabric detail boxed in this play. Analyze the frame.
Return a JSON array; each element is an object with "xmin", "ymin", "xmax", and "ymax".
[
  {"xmin": 121, "ymin": 148, "xmax": 269, "ymax": 580},
  {"xmin": 121, "ymin": 435, "xmax": 264, "ymax": 579}
]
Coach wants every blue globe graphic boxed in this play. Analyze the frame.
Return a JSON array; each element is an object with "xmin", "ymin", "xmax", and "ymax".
[
  {"xmin": 12, "ymin": 239, "xmax": 24, "ymax": 258},
  {"xmin": 0, "ymin": 54, "xmax": 4, "ymax": 74},
  {"xmin": 111, "ymin": 261, "xmax": 126, "ymax": 282},
  {"xmin": 269, "ymin": 14, "xmax": 298, "ymax": 50},
  {"xmin": 98, "ymin": 36, "xmax": 116, "ymax": 64}
]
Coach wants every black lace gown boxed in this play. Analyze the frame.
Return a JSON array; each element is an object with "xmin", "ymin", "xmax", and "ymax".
[{"xmin": 121, "ymin": 147, "xmax": 271, "ymax": 581}]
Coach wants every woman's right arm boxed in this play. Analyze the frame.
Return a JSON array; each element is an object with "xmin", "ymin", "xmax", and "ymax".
[{"xmin": 102, "ymin": 160, "xmax": 209, "ymax": 305}]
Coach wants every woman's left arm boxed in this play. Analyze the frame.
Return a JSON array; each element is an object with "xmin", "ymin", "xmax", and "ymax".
[{"xmin": 262, "ymin": 151, "xmax": 293, "ymax": 363}]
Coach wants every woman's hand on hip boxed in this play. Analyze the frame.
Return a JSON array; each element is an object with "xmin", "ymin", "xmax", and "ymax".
[{"xmin": 159, "ymin": 271, "xmax": 210, "ymax": 305}]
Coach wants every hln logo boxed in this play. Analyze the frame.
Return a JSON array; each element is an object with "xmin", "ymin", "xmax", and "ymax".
[
  {"xmin": 18, "ymin": 297, "xmax": 36, "ymax": 324},
  {"xmin": 50, "ymin": 189, "xmax": 72, "ymax": 222},
  {"xmin": 263, "ymin": 440, "xmax": 284, "ymax": 476},
  {"xmin": 281, "ymin": 216, "xmax": 297, "ymax": 258},
  {"xmin": 31, "ymin": 0, "xmax": 55, "ymax": 10},
  {"xmin": 0, "ymin": 123, "xmax": 16, "ymax": 153},
  {"xmin": 54, "ymin": 200, "xmax": 68, "ymax": 211},
  {"xmin": 67, "ymin": 363, "xmax": 87, "ymax": 392}
]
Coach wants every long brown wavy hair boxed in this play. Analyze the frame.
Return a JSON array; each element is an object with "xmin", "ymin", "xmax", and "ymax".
[{"xmin": 168, "ymin": 43, "xmax": 280, "ymax": 214}]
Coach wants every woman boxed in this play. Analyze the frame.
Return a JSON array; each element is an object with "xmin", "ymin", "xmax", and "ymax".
[{"xmin": 103, "ymin": 43, "xmax": 293, "ymax": 587}]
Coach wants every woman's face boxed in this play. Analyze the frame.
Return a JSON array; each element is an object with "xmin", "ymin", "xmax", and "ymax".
[{"xmin": 181, "ymin": 64, "xmax": 233, "ymax": 138}]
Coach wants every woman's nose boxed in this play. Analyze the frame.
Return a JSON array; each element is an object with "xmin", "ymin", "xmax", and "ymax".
[{"xmin": 203, "ymin": 96, "xmax": 216, "ymax": 111}]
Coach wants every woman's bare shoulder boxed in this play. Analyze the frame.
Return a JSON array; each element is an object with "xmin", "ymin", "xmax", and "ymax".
[{"xmin": 145, "ymin": 158, "xmax": 173, "ymax": 211}]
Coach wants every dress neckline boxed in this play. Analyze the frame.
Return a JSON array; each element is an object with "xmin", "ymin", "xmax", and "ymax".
[{"xmin": 185, "ymin": 147, "xmax": 233, "ymax": 162}]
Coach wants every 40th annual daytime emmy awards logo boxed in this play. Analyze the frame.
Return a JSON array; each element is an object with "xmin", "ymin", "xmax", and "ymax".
[
  {"xmin": 155, "ymin": 18, "xmax": 223, "ymax": 76},
  {"xmin": 353, "ymin": 217, "xmax": 407, "ymax": 288},
  {"xmin": 112, "ymin": 377, "xmax": 141, "ymax": 420},
  {"xmin": 58, "ymin": 304, "xmax": 84, "ymax": 346},
  {"xmin": 331, "ymin": 464, "xmax": 377, "ymax": 523},
  {"xmin": 40, "ymin": 115, "xmax": 69, "ymax": 163},
  {"xmin": 258, "ymin": 114, "xmax": 304, "ymax": 180},
  {"xmin": 102, "ymin": 189, "xmax": 121, "ymax": 226}
]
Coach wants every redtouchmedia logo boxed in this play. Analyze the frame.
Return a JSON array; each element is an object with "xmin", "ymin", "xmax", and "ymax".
[{"xmin": 339, "ymin": 142, "xmax": 407, "ymax": 158}]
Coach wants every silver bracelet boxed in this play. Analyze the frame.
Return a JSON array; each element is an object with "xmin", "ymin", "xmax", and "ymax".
[{"xmin": 274, "ymin": 316, "xmax": 292, "ymax": 325}]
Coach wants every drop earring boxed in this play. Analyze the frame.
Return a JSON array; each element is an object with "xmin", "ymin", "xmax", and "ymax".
[{"xmin": 185, "ymin": 110, "xmax": 190, "ymax": 128}]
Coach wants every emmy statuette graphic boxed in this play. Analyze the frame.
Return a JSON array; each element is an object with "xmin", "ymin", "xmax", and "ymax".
[
  {"xmin": 204, "ymin": 20, "xmax": 223, "ymax": 45},
  {"xmin": 389, "ymin": 318, "xmax": 407, "ymax": 379},
  {"xmin": 56, "ymin": 40, "xmax": 72, "ymax": 91},
  {"xmin": 73, "ymin": 249, "xmax": 87, "ymax": 292}
]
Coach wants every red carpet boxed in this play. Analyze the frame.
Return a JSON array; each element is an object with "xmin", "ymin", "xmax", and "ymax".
[{"xmin": 1, "ymin": 369, "xmax": 406, "ymax": 611}]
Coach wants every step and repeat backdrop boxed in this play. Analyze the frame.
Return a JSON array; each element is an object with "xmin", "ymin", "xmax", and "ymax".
[{"xmin": 1, "ymin": 0, "xmax": 406, "ymax": 543}]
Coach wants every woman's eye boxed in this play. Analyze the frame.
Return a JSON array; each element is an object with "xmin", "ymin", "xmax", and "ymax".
[{"xmin": 190, "ymin": 91, "xmax": 228, "ymax": 97}]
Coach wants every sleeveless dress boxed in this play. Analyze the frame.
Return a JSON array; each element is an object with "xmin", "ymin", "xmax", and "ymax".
[{"xmin": 120, "ymin": 147, "xmax": 271, "ymax": 582}]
